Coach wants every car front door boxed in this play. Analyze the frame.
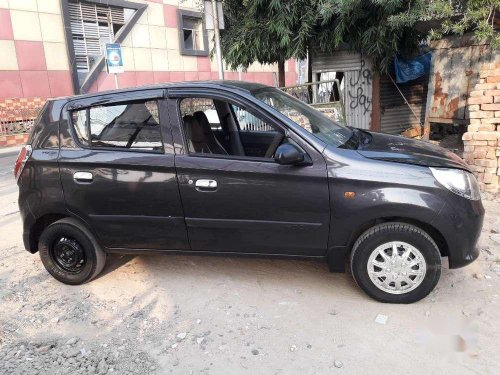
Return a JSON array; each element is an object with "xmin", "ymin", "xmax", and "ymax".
[
  {"xmin": 169, "ymin": 90, "xmax": 330, "ymax": 256},
  {"xmin": 58, "ymin": 90, "xmax": 189, "ymax": 251}
]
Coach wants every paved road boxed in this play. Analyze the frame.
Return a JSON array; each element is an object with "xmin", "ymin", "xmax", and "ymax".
[
  {"xmin": 0, "ymin": 150, "xmax": 18, "ymax": 198},
  {"xmin": 0, "ymin": 149, "xmax": 17, "ymax": 173}
]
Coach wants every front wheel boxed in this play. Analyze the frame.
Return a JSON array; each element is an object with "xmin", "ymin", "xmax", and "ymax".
[
  {"xmin": 350, "ymin": 223, "xmax": 441, "ymax": 304},
  {"xmin": 38, "ymin": 218, "xmax": 106, "ymax": 285}
]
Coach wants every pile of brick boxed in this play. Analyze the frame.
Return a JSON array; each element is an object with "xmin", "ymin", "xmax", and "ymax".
[{"xmin": 462, "ymin": 65, "xmax": 500, "ymax": 193}]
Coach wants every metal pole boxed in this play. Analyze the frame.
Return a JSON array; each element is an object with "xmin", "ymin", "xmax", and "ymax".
[
  {"xmin": 211, "ymin": 0, "xmax": 224, "ymax": 79},
  {"xmin": 388, "ymin": 74, "xmax": 422, "ymax": 125},
  {"xmin": 109, "ymin": 20, "xmax": 118, "ymax": 89}
]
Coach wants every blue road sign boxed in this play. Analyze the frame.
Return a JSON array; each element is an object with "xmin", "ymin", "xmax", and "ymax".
[{"xmin": 105, "ymin": 43, "xmax": 124, "ymax": 74}]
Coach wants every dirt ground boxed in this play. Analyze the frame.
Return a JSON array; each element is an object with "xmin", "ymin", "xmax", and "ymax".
[{"xmin": 1, "ymin": 169, "xmax": 500, "ymax": 374}]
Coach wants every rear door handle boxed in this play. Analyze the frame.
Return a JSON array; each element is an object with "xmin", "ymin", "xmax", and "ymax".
[
  {"xmin": 73, "ymin": 171, "xmax": 93, "ymax": 183},
  {"xmin": 194, "ymin": 179, "xmax": 217, "ymax": 191}
]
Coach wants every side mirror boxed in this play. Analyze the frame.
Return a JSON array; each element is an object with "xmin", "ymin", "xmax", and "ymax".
[{"xmin": 274, "ymin": 143, "xmax": 305, "ymax": 165}]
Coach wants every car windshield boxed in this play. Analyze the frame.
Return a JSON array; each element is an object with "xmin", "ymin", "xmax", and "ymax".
[{"xmin": 251, "ymin": 87, "xmax": 353, "ymax": 147}]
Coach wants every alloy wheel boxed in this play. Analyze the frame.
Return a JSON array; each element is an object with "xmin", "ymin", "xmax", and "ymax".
[{"xmin": 366, "ymin": 241, "xmax": 427, "ymax": 294}]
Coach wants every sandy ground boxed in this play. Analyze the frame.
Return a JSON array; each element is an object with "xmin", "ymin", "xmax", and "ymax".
[{"xmin": 1, "ymin": 154, "xmax": 500, "ymax": 374}]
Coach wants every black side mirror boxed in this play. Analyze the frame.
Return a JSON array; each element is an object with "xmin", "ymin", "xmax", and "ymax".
[{"xmin": 274, "ymin": 143, "xmax": 305, "ymax": 165}]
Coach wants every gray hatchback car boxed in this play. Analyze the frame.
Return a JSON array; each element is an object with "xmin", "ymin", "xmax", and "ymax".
[{"xmin": 16, "ymin": 81, "xmax": 484, "ymax": 303}]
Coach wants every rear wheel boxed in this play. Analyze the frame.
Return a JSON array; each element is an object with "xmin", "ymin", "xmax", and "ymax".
[
  {"xmin": 38, "ymin": 218, "xmax": 106, "ymax": 285},
  {"xmin": 350, "ymin": 222, "xmax": 441, "ymax": 304}
]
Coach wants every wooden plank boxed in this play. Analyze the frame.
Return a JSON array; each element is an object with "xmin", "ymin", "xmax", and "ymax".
[{"xmin": 429, "ymin": 117, "xmax": 468, "ymax": 125}]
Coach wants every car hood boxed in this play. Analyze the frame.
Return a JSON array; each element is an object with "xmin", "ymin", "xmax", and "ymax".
[{"xmin": 357, "ymin": 132, "xmax": 470, "ymax": 171}]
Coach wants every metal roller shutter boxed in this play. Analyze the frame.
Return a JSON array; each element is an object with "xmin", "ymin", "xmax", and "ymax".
[{"xmin": 380, "ymin": 76, "xmax": 428, "ymax": 135}]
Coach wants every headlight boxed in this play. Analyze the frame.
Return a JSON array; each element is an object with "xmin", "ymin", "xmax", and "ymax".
[{"xmin": 430, "ymin": 167, "xmax": 481, "ymax": 200}]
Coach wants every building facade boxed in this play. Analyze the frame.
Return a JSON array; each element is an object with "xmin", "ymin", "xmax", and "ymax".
[{"xmin": 0, "ymin": 0, "xmax": 298, "ymax": 101}]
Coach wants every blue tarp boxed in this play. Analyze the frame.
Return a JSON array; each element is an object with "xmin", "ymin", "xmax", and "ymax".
[{"xmin": 394, "ymin": 52, "xmax": 432, "ymax": 83}]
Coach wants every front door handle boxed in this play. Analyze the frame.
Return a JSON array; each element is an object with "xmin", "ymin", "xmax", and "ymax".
[
  {"xmin": 194, "ymin": 179, "xmax": 217, "ymax": 191},
  {"xmin": 73, "ymin": 171, "xmax": 93, "ymax": 183}
]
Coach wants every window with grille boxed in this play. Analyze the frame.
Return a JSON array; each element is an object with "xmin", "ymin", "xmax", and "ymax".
[
  {"xmin": 68, "ymin": 0, "xmax": 135, "ymax": 85},
  {"xmin": 178, "ymin": 9, "xmax": 208, "ymax": 56},
  {"xmin": 182, "ymin": 17, "xmax": 203, "ymax": 51}
]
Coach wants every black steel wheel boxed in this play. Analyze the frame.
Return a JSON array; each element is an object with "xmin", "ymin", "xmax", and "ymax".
[
  {"xmin": 38, "ymin": 218, "xmax": 106, "ymax": 285},
  {"xmin": 51, "ymin": 237, "xmax": 86, "ymax": 273}
]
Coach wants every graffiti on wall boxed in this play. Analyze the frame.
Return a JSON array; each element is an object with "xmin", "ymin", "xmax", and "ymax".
[{"xmin": 347, "ymin": 59, "xmax": 372, "ymax": 115}]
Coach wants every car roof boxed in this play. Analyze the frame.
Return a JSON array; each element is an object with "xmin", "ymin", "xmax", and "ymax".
[{"xmin": 52, "ymin": 80, "xmax": 271, "ymax": 103}]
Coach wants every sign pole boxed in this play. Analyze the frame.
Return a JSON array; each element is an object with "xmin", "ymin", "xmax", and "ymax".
[{"xmin": 114, "ymin": 73, "xmax": 119, "ymax": 89}]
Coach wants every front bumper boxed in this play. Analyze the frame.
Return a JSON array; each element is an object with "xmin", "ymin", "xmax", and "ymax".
[{"xmin": 432, "ymin": 194, "xmax": 484, "ymax": 269}]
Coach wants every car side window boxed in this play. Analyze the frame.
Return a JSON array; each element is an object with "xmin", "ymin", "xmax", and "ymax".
[
  {"xmin": 232, "ymin": 105, "xmax": 274, "ymax": 132},
  {"xmin": 179, "ymin": 97, "xmax": 284, "ymax": 159},
  {"xmin": 70, "ymin": 100, "xmax": 162, "ymax": 152},
  {"xmin": 180, "ymin": 98, "xmax": 221, "ymax": 130},
  {"xmin": 72, "ymin": 110, "xmax": 89, "ymax": 144}
]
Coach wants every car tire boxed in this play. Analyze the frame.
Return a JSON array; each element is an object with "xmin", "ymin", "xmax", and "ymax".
[
  {"xmin": 350, "ymin": 222, "xmax": 441, "ymax": 304},
  {"xmin": 38, "ymin": 218, "xmax": 106, "ymax": 285}
]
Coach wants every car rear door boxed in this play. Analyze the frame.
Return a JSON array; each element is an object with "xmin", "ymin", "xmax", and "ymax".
[
  {"xmin": 58, "ymin": 89, "xmax": 189, "ymax": 251},
  {"xmin": 168, "ymin": 88, "xmax": 330, "ymax": 256}
]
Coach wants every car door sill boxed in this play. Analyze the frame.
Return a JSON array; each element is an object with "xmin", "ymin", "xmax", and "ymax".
[
  {"xmin": 185, "ymin": 217, "xmax": 324, "ymax": 229},
  {"xmin": 104, "ymin": 248, "xmax": 327, "ymax": 259}
]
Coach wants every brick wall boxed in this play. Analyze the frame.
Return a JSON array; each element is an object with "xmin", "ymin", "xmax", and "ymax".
[
  {"xmin": 0, "ymin": 97, "xmax": 45, "ymax": 147},
  {"xmin": 462, "ymin": 63, "xmax": 500, "ymax": 192}
]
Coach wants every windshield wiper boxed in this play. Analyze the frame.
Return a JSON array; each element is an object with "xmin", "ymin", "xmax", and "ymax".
[
  {"xmin": 339, "ymin": 128, "xmax": 359, "ymax": 149},
  {"xmin": 348, "ymin": 127, "xmax": 372, "ymax": 146}
]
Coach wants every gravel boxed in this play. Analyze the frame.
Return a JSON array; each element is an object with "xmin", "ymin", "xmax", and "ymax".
[
  {"xmin": 0, "ymin": 338, "xmax": 157, "ymax": 375},
  {"xmin": 176, "ymin": 332, "xmax": 187, "ymax": 341},
  {"xmin": 1, "ymin": 176, "xmax": 500, "ymax": 374}
]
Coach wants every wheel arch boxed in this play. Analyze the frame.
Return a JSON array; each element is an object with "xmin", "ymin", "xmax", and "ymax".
[
  {"xmin": 28, "ymin": 213, "xmax": 68, "ymax": 253},
  {"xmin": 27, "ymin": 213, "xmax": 98, "ymax": 254},
  {"xmin": 346, "ymin": 217, "xmax": 449, "ymax": 258}
]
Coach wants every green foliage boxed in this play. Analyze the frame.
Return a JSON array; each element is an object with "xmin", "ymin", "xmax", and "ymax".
[
  {"xmin": 316, "ymin": 0, "xmax": 427, "ymax": 72},
  {"xmin": 220, "ymin": 0, "xmax": 499, "ymax": 76},
  {"xmin": 220, "ymin": 0, "xmax": 317, "ymax": 71},
  {"xmin": 434, "ymin": 0, "xmax": 500, "ymax": 48}
]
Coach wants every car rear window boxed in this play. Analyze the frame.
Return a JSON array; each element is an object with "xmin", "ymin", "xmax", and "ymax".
[{"xmin": 70, "ymin": 100, "xmax": 163, "ymax": 152}]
